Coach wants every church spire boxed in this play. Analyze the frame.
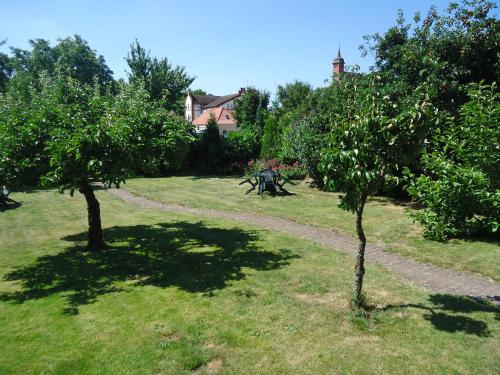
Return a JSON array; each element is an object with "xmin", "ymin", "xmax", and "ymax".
[{"xmin": 332, "ymin": 46, "xmax": 345, "ymax": 77}]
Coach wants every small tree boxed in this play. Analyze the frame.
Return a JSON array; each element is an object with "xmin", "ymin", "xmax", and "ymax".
[
  {"xmin": 44, "ymin": 79, "xmax": 191, "ymax": 250},
  {"xmin": 126, "ymin": 40, "xmax": 194, "ymax": 114},
  {"xmin": 260, "ymin": 112, "xmax": 280, "ymax": 160},
  {"xmin": 1, "ymin": 74, "xmax": 192, "ymax": 250},
  {"xmin": 319, "ymin": 74, "xmax": 433, "ymax": 305},
  {"xmin": 233, "ymin": 87, "xmax": 270, "ymax": 136},
  {"xmin": 191, "ymin": 112, "xmax": 228, "ymax": 173}
]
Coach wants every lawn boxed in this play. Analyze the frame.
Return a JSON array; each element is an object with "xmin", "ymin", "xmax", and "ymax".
[
  {"xmin": 0, "ymin": 188, "xmax": 499, "ymax": 374},
  {"xmin": 124, "ymin": 176, "xmax": 500, "ymax": 281}
]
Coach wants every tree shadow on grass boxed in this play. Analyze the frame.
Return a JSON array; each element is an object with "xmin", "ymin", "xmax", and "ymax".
[
  {"xmin": 380, "ymin": 294, "xmax": 499, "ymax": 337},
  {"xmin": 0, "ymin": 221, "xmax": 298, "ymax": 315}
]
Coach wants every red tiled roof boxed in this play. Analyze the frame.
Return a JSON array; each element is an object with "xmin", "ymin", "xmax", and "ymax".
[{"xmin": 192, "ymin": 108, "xmax": 236, "ymax": 126}]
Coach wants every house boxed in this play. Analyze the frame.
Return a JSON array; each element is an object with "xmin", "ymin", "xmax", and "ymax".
[
  {"xmin": 192, "ymin": 107, "xmax": 236, "ymax": 136},
  {"xmin": 185, "ymin": 88, "xmax": 245, "ymax": 136}
]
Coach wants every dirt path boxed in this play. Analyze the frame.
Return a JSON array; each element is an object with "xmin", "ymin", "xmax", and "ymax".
[{"xmin": 108, "ymin": 188, "xmax": 500, "ymax": 303}]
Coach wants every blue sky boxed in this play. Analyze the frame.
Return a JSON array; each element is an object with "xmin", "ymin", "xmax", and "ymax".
[{"xmin": 1, "ymin": 0, "xmax": 456, "ymax": 95}]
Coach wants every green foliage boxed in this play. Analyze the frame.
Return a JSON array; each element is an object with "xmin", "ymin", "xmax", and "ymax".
[
  {"xmin": 280, "ymin": 113, "xmax": 328, "ymax": 181},
  {"xmin": 42, "ymin": 78, "xmax": 192, "ymax": 191},
  {"xmin": 0, "ymin": 40, "xmax": 11, "ymax": 92},
  {"xmin": 245, "ymin": 159, "xmax": 265, "ymax": 176},
  {"xmin": 273, "ymin": 78, "xmax": 358, "ymax": 182},
  {"xmin": 0, "ymin": 72, "xmax": 69, "ymax": 186},
  {"xmin": 319, "ymin": 74, "xmax": 434, "ymax": 212},
  {"xmin": 275, "ymin": 161, "xmax": 308, "ymax": 180},
  {"xmin": 226, "ymin": 128, "xmax": 260, "ymax": 164},
  {"xmin": 126, "ymin": 40, "xmax": 194, "ymax": 114},
  {"xmin": 407, "ymin": 82, "xmax": 500, "ymax": 239},
  {"xmin": 42, "ymin": 79, "xmax": 128, "ymax": 191},
  {"xmin": 276, "ymin": 80, "xmax": 312, "ymax": 112},
  {"xmin": 7, "ymin": 35, "xmax": 114, "ymax": 100},
  {"xmin": 189, "ymin": 113, "xmax": 227, "ymax": 173},
  {"xmin": 260, "ymin": 112, "xmax": 280, "ymax": 160},
  {"xmin": 361, "ymin": 0, "xmax": 499, "ymax": 111},
  {"xmin": 318, "ymin": 73, "xmax": 435, "ymax": 305},
  {"xmin": 246, "ymin": 159, "xmax": 307, "ymax": 180},
  {"xmin": 233, "ymin": 87, "xmax": 269, "ymax": 136},
  {"xmin": 110, "ymin": 82, "xmax": 193, "ymax": 176},
  {"xmin": 191, "ymin": 89, "xmax": 207, "ymax": 95},
  {"xmin": 268, "ymin": 81, "xmax": 314, "ymax": 160},
  {"xmin": 0, "ymin": 74, "xmax": 192, "ymax": 189}
]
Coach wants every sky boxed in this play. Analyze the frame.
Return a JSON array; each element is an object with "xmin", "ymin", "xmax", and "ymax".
[{"xmin": 1, "ymin": 0, "xmax": 459, "ymax": 96}]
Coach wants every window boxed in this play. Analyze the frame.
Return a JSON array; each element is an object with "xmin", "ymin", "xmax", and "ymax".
[{"xmin": 222, "ymin": 130, "xmax": 228, "ymax": 137}]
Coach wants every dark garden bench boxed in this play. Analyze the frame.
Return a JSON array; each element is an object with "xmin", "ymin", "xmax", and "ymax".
[{"xmin": 239, "ymin": 169, "xmax": 291, "ymax": 197}]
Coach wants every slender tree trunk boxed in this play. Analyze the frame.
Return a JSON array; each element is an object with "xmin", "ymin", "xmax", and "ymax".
[
  {"xmin": 353, "ymin": 191, "xmax": 368, "ymax": 306},
  {"xmin": 79, "ymin": 181, "xmax": 105, "ymax": 251}
]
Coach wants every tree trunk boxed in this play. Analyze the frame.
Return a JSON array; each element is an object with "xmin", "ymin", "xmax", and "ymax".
[
  {"xmin": 79, "ymin": 181, "xmax": 105, "ymax": 251},
  {"xmin": 353, "ymin": 191, "xmax": 368, "ymax": 306}
]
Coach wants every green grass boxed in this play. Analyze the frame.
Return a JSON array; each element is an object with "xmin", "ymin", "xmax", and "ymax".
[
  {"xmin": 0, "ymin": 188, "xmax": 499, "ymax": 374},
  {"xmin": 124, "ymin": 176, "xmax": 500, "ymax": 281}
]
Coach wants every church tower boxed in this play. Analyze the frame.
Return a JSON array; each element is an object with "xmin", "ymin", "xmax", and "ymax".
[{"xmin": 332, "ymin": 47, "xmax": 345, "ymax": 77}]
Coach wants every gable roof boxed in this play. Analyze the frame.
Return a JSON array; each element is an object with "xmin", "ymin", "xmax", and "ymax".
[
  {"xmin": 204, "ymin": 93, "xmax": 240, "ymax": 108},
  {"xmin": 192, "ymin": 108, "xmax": 236, "ymax": 126},
  {"xmin": 191, "ymin": 94, "xmax": 220, "ymax": 106}
]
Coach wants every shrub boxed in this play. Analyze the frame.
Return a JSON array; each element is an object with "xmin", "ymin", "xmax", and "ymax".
[
  {"xmin": 246, "ymin": 159, "xmax": 307, "ymax": 180},
  {"xmin": 279, "ymin": 113, "xmax": 328, "ymax": 182},
  {"xmin": 407, "ymin": 156, "xmax": 499, "ymax": 240},
  {"xmin": 407, "ymin": 82, "xmax": 500, "ymax": 240},
  {"xmin": 275, "ymin": 161, "xmax": 308, "ymax": 180},
  {"xmin": 188, "ymin": 114, "xmax": 228, "ymax": 173},
  {"xmin": 226, "ymin": 128, "xmax": 260, "ymax": 164},
  {"xmin": 246, "ymin": 159, "xmax": 264, "ymax": 175}
]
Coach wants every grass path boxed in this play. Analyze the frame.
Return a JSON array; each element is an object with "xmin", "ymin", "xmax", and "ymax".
[
  {"xmin": 109, "ymin": 187, "xmax": 500, "ymax": 303},
  {"xmin": 125, "ymin": 176, "xmax": 500, "ymax": 280}
]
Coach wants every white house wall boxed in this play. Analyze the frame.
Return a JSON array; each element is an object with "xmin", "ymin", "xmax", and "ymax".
[
  {"xmin": 221, "ymin": 100, "xmax": 235, "ymax": 110},
  {"xmin": 184, "ymin": 96, "xmax": 193, "ymax": 121},
  {"xmin": 217, "ymin": 123, "xmax": 238, "ymax": 136},
  {"xmin": 194, "ymin": 104, "xmax": 203, "ymax": 119}
]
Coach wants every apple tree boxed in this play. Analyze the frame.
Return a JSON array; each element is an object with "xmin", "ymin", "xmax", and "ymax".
[{"xmin": 318, "ymin": 74, "xmax": 435, "ymax": 306}]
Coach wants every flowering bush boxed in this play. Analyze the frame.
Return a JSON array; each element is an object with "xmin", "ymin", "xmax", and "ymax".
[
  {"xmin": 246, "ymin": 159, "xmax": 265, "ymax": 176},
  {"xmin": 246, "ymin": 159, "xmax": 308, "ymax": 180},
  {"xmin": 274, "ymin": 161, "xmax": 308, "ymax": 180},
  {"xmin": 265, "ymin": 158, "xmax": 280, "ymax": 169}
]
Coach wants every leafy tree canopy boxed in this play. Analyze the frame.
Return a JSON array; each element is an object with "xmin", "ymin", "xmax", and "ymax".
[
  {"xmin": 360, "ymin": 0, "xmax": 499, "ymax": 111},
  {"xmin": 407, "ymin": 81, "xmax": 500, "ymax": 239},
  {"xmin": 275, "ymin": 80, "xmax": 313, "ymax": 112},
  {"xmin": 191, "ymin": 89, "xmax": 207, "ymax": 95},
  {"xmin": 7, "ymin": 35, "xmax": 114, "ymax": 99},
  {"xmin": 319, "ymin": 73, "xmax": 436, "ymax": 304},
  {"xmin": 0, "ymin": 73, "xmax": 192, "ymax": 250},
  {"xmin": 0, "ymin": 40, "xmax": 11, "ymax": 92},
  {"xmin": 233, "ymin": 87, "xmax": 270, "ymax": 136},
  {"xmin": 126, "ymin": 40, "xmax": 194, "ymax": 114}
]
